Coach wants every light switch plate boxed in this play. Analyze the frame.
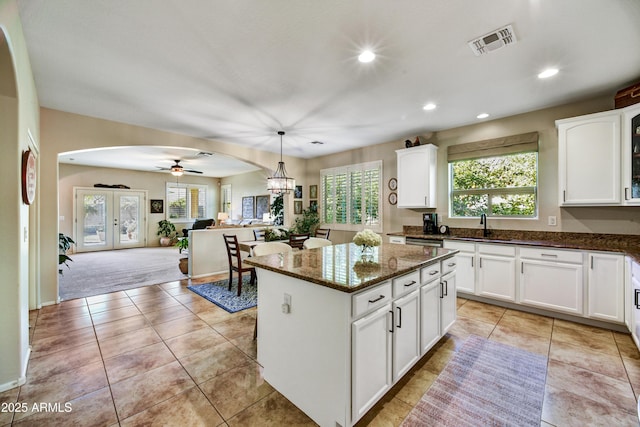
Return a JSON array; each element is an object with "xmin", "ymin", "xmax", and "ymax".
[{"xmin": 548, "ymin": 216, "xmax": 557, "ymax": 226}]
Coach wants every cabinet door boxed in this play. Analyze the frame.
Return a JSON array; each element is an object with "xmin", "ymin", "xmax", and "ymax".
[
  {"xmin": 392, "ymin": 290, "xmax": 420, "ymax": 381},
  {"xmin": 352, "ymin": 305, "xmax": 392, "ymax": 422},
  {"xmin": 557, "ymin": 111, "xmax": 621, "ymax": 205},
  {"xmin": 477, "ymin": 255, "xmax": 516, "ymax": 301},
  {"xmin": 396, "ymin": 145, "xmax": 437, "ymax": 208},
  {"xmin": 440, "ymin": 271, "xmax": 457, "ymax": 334},
  {"xmin": 520, "ymin": 260, "xmax": 583, "ymax": 315},
  {"xmin": 453, "ymin": 251, "xmax": 475, "ymax": 294},
  {"xmin": 420, "ymin": 281, "xmax": 441, "ymax": 355},
  {"xmin": 588, "ymin": 253, "xmax": 624, "ymax": 322},
  {"xmin": 623, "ymin": 105, "xmax": 640, "ymax": 204}
]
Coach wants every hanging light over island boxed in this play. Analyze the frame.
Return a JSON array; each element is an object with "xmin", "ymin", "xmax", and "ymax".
[{"xmin": 267, "ymin": 131, "xmax": 295, "ymax": 194}]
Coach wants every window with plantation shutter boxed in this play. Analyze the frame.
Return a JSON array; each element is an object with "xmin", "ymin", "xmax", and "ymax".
[
  {"xmin": 320, "ymin": 161, "xmax": 382, "ymax": 232},
  {"xmin": 166, "ymin": 183, "xmax": 208, "ymax": 222}
]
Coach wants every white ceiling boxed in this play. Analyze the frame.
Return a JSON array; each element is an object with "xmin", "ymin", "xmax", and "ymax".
[{"xmin": 16, "ymin": 0, "xmax": 640, "ymax": 176}]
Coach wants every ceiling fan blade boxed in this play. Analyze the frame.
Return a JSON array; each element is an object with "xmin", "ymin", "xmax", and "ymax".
[{"xmin": 184, "ymin": 169, "xmax": 203, "ymax": 174}]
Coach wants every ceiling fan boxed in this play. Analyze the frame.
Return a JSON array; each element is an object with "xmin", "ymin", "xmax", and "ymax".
[{"xmin": 157, "ymin": 159, "xmax": 203, "ymax": 176}]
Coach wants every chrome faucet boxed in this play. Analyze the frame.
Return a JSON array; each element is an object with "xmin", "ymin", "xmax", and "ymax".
[{"xmin": 480, "ymin": 213, "xmax": 490, "ymax": 237}]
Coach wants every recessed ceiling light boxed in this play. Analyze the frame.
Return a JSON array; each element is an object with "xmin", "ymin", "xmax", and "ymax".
[
  {"xmin": 423, "ymin": 103, "xmax": 437, "ymax": 111},
  {"xmin": 477, "ymin": 113, "xmax": 490, "ymax": 119},
  {"xmin": 358, "ymin": 50, "xmax": 375, "ymax": 63},
  {"xmin": 538, "ymin": 68, "xmax": 559, "ymax": 79}
]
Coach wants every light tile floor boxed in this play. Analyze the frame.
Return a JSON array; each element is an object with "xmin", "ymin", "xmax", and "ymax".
[{"xmin": 1, "ymin": 276, "xmax": 639, "ymax": 426}]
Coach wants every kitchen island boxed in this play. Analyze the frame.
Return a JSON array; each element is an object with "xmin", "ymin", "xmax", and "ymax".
[{"xmin": 245, "ymin": 242, "xmax": 458, "ymax": 427}]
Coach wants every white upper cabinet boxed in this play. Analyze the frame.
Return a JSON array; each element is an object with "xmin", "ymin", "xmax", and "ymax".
[
  {"xmin": 622, "ymin": 104, "xmax": 640, "ymax": 204},
  {"xmin": 396, "ymin": 144, "xmax": 437, "ymax": 208},
  {"xmin": 557, "ymin": 110, "xmax": 621, "ymax": 206}
]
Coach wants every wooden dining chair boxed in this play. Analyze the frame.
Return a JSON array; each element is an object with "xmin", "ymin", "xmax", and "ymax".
[
  {"xmin": 288, "ymin": 233, "xmax": 310, "ymax": 250},
  {"xmin": 314, "ymin": 228, "xmax": 331, "ymax": 240},
  {"xmin": 253, "ymin": 229, "xmax": 265, "ymax": 241},
  {"xmin": 223, "ymin": 234, "xmax": 256, "ymax": 296}
]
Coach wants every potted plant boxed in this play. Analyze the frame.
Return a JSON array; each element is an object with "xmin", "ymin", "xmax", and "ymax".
[
  {"xmin": 176, "ymin": 237, "xmax": 189, "ymax": 274},
  {"xmin": 58, "ymin": 233, "xmax": 75, "ymax": 274},
  {"xmin": 157, "ymin": 219, "xmax": 176, "ymax": 246},
  {"xmin": 270, "ymin": 194, "xmax": 284, "ymax": 226},
  {"xmin": 290, "ymin": 206, "xmax": 320, "ymax": 235}
]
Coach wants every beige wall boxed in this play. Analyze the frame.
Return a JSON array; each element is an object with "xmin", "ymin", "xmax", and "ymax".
[
  {"xmin": 307, "ymin": 94, "xmax": 640, "ymax": 238},
  {"xmin": 0, "ymin": 0, "xmax": 40, "ymax": 391}
]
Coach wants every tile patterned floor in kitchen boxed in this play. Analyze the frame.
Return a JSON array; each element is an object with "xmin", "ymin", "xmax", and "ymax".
[{"xmin": 1, "ymin": 274, "xmax": 639, "ymax": 426}]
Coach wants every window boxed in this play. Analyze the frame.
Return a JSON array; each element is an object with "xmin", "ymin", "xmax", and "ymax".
[
  {"xmin": 449, "ymin": 152, "xmax": 538, "ymax": 218},
  {"xmin": 320, "ymin": 160, "xmax": 382, "ymax": 231},
  {"xmin": 166, "ymin": 183, "xmax": 207, "ymax": 221},
  {"xmin": 447, "ymin": 132, "xmax": 539, "ymax": 218}
]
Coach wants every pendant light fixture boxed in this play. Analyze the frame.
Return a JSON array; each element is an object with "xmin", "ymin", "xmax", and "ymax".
[{"xmin": 267, "ymin": 131, "xmax": 295, "ymax": 194}]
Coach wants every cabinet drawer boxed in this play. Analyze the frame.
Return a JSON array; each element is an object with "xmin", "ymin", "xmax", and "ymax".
[
  {"xmin": 393, "ymin": 270, "xmax": 420, "ymax": 297},
  {"xmin": 478, "ymin": 244, "xmax": 516, "ymax": 257},
  {"xmin": 632, "ymin": 259, "xmax": 640, "ymax": 279},
  {"xmin": 441, "ymin": 256, "xmax": 458, "ymax": 275},
  {"xmin": 519, "ymin": 247, "xmax": 583, "ymax": 264},
  {"xmin": 388, "ymin": 236, "xmax": 406, "ymax": 245},
  {"xmin": 421, "ymin": 262, "xmax": 441, "ymax": 284},
  {"xmin": 353, "ymin": 281, "xmax": 392, "ymax": 318},
  {"xmin": 443, "ymin": 240, "xmax": 475, "ymax": 253}
]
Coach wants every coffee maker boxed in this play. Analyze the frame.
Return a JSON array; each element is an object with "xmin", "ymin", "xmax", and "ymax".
[{"xmin": 423, "ymin": 213, "xmax": 438, "ymax": 234}]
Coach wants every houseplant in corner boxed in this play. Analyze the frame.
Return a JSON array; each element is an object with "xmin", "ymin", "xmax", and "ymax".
[
  {"xmin": 157, "ymin": 219, "xmax": 176, "ymax": 246},
  {"xmin": 58, "ymin": 233, "xmax": 75, "ymax": 274},
  {"xmin": 176, "ymin": 237, "xmax": 189, "ymax": 274}
]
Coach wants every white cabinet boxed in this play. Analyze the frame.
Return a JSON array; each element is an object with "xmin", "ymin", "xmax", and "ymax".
[
  {"xmin": 392, "ymin": 290, "xmax": 420, "ymax": 381},
  {"xmin": 477, "ymin": 244, "xmax": 516, "ymax": 302},
  {"xmin": 519, "ymin": 247, "xmax": 584, "ymax": 315},
  {"xmin": 440, "ymin": 270, "xmax": 457, "ymax": 333},
  {"xmin": 444, "ymin": 240, "xmax": 475, "ymax": 294},
  {"xmin": 396, "ymin": 144, "xmax": 438, "ymax": 208},
  {"xmin": 588, "ymin": 252, "xmax": 624, "ymax": 322},
  {"xmin": 557, "ymin": 110, "xmax": 621, "ymax": 206},
  {"xmin": 420, "ymin": 281, "xmax": 441, "ymax": 353},
  {"xmin": 352, "ymin": 304, "xmax": 393, "ymax": 422},
  {"xmin": 622, "ymin": 104, "xmax": 640, "ymax": 204},
  {"xmin": 629, "ymin": 259, "xmax": 640, "ymax": 350},
  {"xmin": 388, "ymin": 235, "xmax": 406, "ymax": 245}
]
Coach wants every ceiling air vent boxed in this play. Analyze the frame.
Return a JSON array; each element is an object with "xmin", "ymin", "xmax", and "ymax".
[{"xmin": 468, "ymin": 25, "xmax": 517, "ymax": 56}]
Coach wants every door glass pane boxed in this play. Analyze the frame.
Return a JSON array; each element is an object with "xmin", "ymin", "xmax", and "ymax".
[
  {"xmin": 119, "ymin": 195, "xmax": 140, "ymax": 244},
  {"xmin": 82, "ymin": 194, "xmax": 107, "ymax": 247},
  {"xmin": 632, "ymin": 113, "xmax": 640, "ymax": 198}
]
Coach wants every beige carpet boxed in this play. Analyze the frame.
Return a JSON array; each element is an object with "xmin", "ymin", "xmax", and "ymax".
[
  {"xmin": 59, "ymin": 247, "xmax": 186, "ymax": 300},
  {"xmin": 401, "ymin": 335, "xmax": 547, "ymax": 427}
]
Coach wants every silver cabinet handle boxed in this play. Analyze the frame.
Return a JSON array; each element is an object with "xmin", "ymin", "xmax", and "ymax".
[
  {"xmin": 626, "ymin": 187, "xmax": 630, "ymax": 200},
  {"xmin": 447, "ymin": 262, "xmax": 456, "ymax": 267},
  {"xmin": 541, "ymin": 253, "xmax": 558, "ymax": 258},
  {"xmin": 404, "ymin": 280, "xmax": 417, "ymax": 287},
  {"xmin": 429, "ymin": 270, "xmax": 439, "ymax": 276}
]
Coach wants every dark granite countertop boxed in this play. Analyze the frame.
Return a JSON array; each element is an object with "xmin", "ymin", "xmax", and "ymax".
[
  {"xmin": 389, "ymin": 227, "xmax": 640, "ymax": 261},
  {"xmin": 245, "ymin": 242, "xmax": 457, "ymax": 293}
]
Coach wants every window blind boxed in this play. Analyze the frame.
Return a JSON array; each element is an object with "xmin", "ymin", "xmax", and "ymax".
[{"xmin": 447, "ymin": 131, "xmax": 539, "ymax": 162}]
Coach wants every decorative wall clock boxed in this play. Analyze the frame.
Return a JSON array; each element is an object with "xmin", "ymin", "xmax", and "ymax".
[
  {"xmin": 22, "ymin": 149, "xmax": 36, "ymax": 205},
  {"xmin": 388, "ymin": 192, "xmax": 397, "ymax": 205},
  {"xmin": 388, "ymin": 178, "xmax": 397, "ymax": 191}
]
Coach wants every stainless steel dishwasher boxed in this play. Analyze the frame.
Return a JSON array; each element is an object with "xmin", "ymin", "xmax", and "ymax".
[{"xmin": 405, "ymin": 237, "xmax": 443, "ymax": 247}]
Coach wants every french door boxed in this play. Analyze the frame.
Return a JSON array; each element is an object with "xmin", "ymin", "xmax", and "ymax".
[{"xmin": 74, "ymin": 188, "xmax": 147, "ymax": 252}]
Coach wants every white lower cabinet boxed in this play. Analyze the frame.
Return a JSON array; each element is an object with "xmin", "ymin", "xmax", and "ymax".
[
  {"xmin": 519, "ymin": 248, "xmax": 584, "ymax": 315},
  {"xmin": 440, "ymin": 270, "xmax": 457, "ymax": 333},
  {"xmin": 477, "ymin": 244, "xmax": 516, "ymax": 302},
  {"xmin": 392, "ymin": 290, "xmax": 420, "ymax": 381},
  {"xmin": 352, "ymin": 304, "xmax": 393, "ymax": 422},
  {"xmin": 588, "ymin": 252, "xmax": 624, "ymax": 322},
  {"xmin": 444, "ymin": 240, "xmax": 475, "ymax": 294},
  {"xmin": 629, "ymin": 260, "xmax": 640, "ymax": 349},
  {"xmin": 420, "ymin": 281, "xmax": 441, "ymax": 353}
]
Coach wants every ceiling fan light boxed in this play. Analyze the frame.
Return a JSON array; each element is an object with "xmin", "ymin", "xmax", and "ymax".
[{"xmin": 170, "ymin": 165, "xmax": 184, "ymax": 176}]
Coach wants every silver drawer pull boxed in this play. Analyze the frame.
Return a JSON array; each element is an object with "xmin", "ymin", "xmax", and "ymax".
[
  {"xmin": 404, "ymin": 280, "xmax": 417, "ymax": 287},
  {"xmin": 447, "ymin": 262, "xmax": 456, "ymax": 267},
  {"xmin": 429, "ymin": 270, "xmax": 439, "ymax": 276},
  {"xmin": 368, "ymin": 295, "xmax": 385, "ymax": 304},
  {"xmin": 541, "ymin": 254, "xmax": 558, "ymax": 257}
]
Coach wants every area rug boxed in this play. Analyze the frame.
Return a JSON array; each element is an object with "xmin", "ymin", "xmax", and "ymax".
[
  {"xmin": 401, "ymin": 335, "xmax": 548, "ymax": 427},
  {"xmin": 187, "ymin": 276, "xmax": 257, "ymax": 313}
]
